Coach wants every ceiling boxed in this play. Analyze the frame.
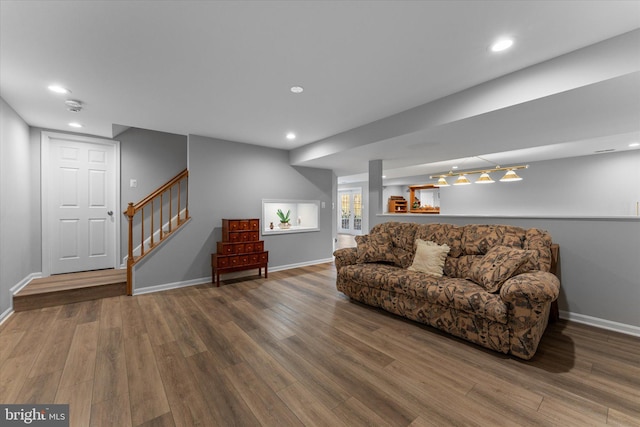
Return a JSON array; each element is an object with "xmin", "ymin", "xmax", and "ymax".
[{"xmin": 1, "ymin": 1, "xmax": 639, "ymax": 183}]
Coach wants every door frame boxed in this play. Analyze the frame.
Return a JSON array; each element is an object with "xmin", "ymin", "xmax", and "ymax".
[{"xmin": 41, "ymin": 131, "xmax": 121, "ymax": 277}]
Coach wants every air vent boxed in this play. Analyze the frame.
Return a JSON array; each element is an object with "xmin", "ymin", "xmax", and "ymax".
[{"xmin": 65, "ymin": 99, "xmax": 83, "ymax": 112}]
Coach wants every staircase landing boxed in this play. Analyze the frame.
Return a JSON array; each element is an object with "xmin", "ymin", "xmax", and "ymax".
[{"xmin": 13, "ymin": 269, "xmax": 127, "ymax": 312}]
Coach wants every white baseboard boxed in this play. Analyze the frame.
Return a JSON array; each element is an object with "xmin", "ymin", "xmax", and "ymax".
[
  {"xmin": 133, "ymin": 277, "xmax": 210, "ymax": 296},
  {"xmin": 10, "ymin": 272, "xmax": 42, "ymax": 295},
  {"xmin": 1, "ymin": 273, "xmax": 43, "ymax": 325},
  {"xmin": 0, "ymin": 306, "xmax": 14, "ymax": 326},
  {"xmin": 560, "ymin": 310, "xmax": 640, "ymax": 337},
  {"xmin": 132, "ymin": 258, "xmax": 334, "ymax": 295},
  {"xmin": 268, "ymin": 258, "xmax": 334, "ymax": 272}
]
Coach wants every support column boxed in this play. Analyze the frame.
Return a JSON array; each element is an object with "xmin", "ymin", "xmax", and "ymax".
[{"xmin": 368, "ymin": 159, "xmax": 383, "ymax": 230}]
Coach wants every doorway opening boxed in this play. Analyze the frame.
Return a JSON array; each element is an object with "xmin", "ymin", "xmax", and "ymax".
[{"xmin": 338, "ymin": 188, "xmax": 363, "ymax": 237}]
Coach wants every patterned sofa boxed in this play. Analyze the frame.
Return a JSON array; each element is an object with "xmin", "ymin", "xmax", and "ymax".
[{"xmin": 334, "ymin": 222, "xmax": 560, "ymax": 360}]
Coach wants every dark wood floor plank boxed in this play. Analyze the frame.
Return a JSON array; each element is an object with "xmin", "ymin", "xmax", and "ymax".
[
  {"xmin": 331, "ymin": 396, "xmax": 395, "ymax": 427},
  {"xmin": 93, "ymin": 327, "xmax": 128, "ymax": 404},
  {"xmin": 9, "ymin": 307, "xmax": 61, "ymax": 358},
  {"xmin": 120, "ymin": 295, "xmax": 147, "ymax": 339},
  {"xmin": 124, "ymin": 333, "xmax": 171, "ymax": 426},
  {"xmin": 186, "ymin": 351, "xmax": 261, "ymax": 426},
  {"xmin": 154, "ymin": 293, "xmax": 207, "ymax": 357},
  {"xmin": 186, "ymin": 310, "xmax": 243, "ymax": 368},
  {"xmin": 16, "ymin": 370, "xmax": 63, "ymax": 404},
  {"xmin": 231, "ymin": 298, "xmax": 295, "ymax": 340},
  {"xmin": 55, "ymin": 379, "xmax": 93, "ymax": 427},
  {"xmin": 154, "ymin": 342, "xmax": 215, "ymax": 427},
  {"xmin": 58, "ymin": 321, "xmax": 99, "ymax": 390},
  {"xmin": 90, "ymin": 393, "xmax": 132, "ymax": 427},
  {"xmin": 220, "ymin": 320, "xmax": 296, "ymax": 392},
  {"xmin": 137, "ymin": 294, "xmax": 176, "ymax": 346},
  {"xmin": 276, "ymin": 381, "xmax": 349, "ymax": 427},
  {"xmin": 0, "ymin": 331, "xmax": 24, "ymax": 366},
  {"xmin": 99, "ymin": 296, "xmax": 123, "ymax": 330},
  {"xmin": 0, "ymin": 354, "xmax": 38, "ymax": 402},
  {"xmin": 27, "ymin": 318, "xmax": 76, "ymax": 378},
  {"xmin": 223, "ymin": 362, "xmax": 304, "ymax": 427},
  {"xmin": 247, "ymin": 328, "xmax": 351, "ymax": 411}
]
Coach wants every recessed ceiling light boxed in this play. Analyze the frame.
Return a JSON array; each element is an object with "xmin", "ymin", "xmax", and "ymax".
[
  {"xmin": 290, "ymin": 86, "xmax": 304, "ymax": 94},
  {"xmin": 48, "ymin": 84, "xmax": 70, "ymax": 94},
  {"xmin": 452, "ymin": 166, "xmax": 459, "ymax": 169},
  {"xmin": 286, "ymin": 132, "xmax": 296, "ymax": 140},
  {"xmin": 68, "ymin": 122, "xmax": 83, "ymax": 128},
  {"xmin": 629, "ymin": 142, "xmax": 640, "ymax": 147},
  {"xmin": 490, "ymin": 38, "xmax": 514, "ymax": 52}
]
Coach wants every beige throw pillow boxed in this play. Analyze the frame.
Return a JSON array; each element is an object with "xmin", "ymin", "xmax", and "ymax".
[{"xmin": 408, "ymin": 239, "xmax": 450, "ymax": 277}]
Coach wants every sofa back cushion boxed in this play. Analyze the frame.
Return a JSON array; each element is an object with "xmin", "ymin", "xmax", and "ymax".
[
  {"xmin": 461, "ymin": 225, "xmax": 526, "ymax": 255},
  {"xmin": 415, "ymin": 223, "xmax": 464, "ymax": 257},
  {"xmin": 460, "ymin": 224, "xmax": 552, "ymax": 273},
  {"xmin": 522, "ymin": 228, "xmax": 554, "ymax": 272},
  {"xmin": 368, "ymin": 222, "xmax": 553, "ymax": 273}
]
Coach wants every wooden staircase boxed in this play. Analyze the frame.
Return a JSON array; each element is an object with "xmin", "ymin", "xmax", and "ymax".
[
  {"xmin": 13, "ymin": 269, "xmax": 127, "ymax": 312},
  {"xmin": 124, "ymin": 169, "xmax": 190, "ymax": 295}
]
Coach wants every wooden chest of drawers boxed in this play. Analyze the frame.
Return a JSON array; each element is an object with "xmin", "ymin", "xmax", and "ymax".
[{"xmin": 211, "ymin": 218, "xmax": 268, "ymax": 286}]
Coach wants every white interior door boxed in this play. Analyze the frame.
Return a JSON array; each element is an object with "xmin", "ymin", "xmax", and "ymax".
[
  {"xmin": 44, "ymin": 133, "xmax": 118, "ymax": 274},
  {"xmin": 338, "ymin": 189, "xmax": 363, "ymax": 235}
]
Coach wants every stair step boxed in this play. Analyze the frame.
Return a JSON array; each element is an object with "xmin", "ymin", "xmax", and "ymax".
[{"xmin": 13, "ymin": 269, "xmax": 127, "ymax": 312}]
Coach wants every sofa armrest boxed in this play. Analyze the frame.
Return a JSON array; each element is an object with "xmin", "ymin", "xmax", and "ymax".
[
  {"xmin": 333, "ymin": 247, "xmax": 358, "ymax": 270},
  {"xmin": 500, "ymin": 271, "xmax": 560, "ymax": 305}
]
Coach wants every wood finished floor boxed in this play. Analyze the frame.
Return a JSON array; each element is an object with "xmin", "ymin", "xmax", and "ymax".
[{"xmin": 1, "ymin": 262, "xmax": 639, "ymax": 427}]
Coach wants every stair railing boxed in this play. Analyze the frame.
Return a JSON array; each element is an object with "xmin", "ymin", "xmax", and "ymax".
[{"xmin": 124, "ymin": 169, "xmax": 189, "ymax": 295}]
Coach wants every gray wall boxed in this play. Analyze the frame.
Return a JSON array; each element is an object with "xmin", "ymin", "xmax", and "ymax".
[
  {"xmin": 118, "ymin": 127, "xmax": 188, "ymax": 262},
  {"xmin": 133, "ymin": 135, "xmax": 335, "ymax": 289},
  {"xmin": 369, "ymin": 152, "xmax": 640, "ymax": 329},
  {"xmin": 0, "ymin": 97, "xmax": 38, "ymax": 317},
  {"xmin": 440, "ymin": 151, "xmax": 640, "ymax": 216}
]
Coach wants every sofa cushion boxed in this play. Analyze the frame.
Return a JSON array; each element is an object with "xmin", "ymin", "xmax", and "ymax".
[
  {"xmin": 444, "ymin": 255, "xmax": 481, "ymax": 279},
  {"xmin": 339, "ymin": 265, "xmax": 508, "ymax": 324},
  {"xmin": 461, "ymin": 225, "xmax": 526, "ymax": 255},
  {"xmin": 355, "ymin": 233, "xmax": 396, "ymax": 264},
  {"xmin": 467, "ymin": 246, "xmax": 534, "ymax": 292},
  {"xmin": 426, "ymin": 277, "xmax": 508, "ymax": 324},
  {"xmin": 339, "ymin": 263, "xmax": 439, "ymax": 300},
  {"xmin": 408, "ymin": 239, "xmax": 450, "ymax": 277}
]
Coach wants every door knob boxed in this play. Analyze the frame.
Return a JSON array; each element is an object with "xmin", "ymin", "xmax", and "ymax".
[{"xmin": 107, "ymin": 210, "xmax": 113, "ymax": 216}]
